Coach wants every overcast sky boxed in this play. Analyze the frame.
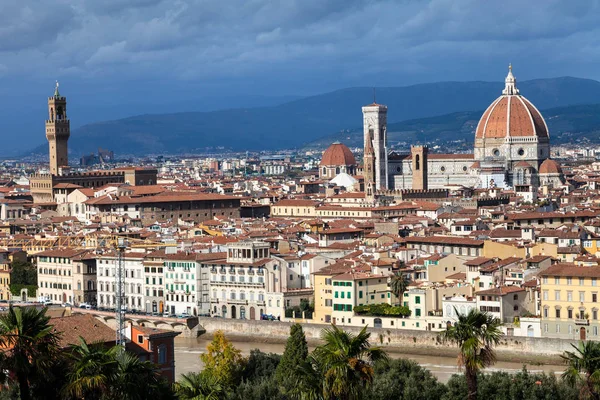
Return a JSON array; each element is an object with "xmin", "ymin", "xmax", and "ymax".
[{"xmin": 2, "ymin": 0, "xmax": 600, "ymax": 152}]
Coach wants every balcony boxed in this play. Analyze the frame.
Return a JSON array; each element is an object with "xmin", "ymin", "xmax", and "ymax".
[
  {"xmin": 219, "ymin": 268, "xmax": 226, "ymax": 274},
  {"xmin": 575, "ymin": 319, "xmax": 590, "ymax": 326},
  {"xmin": 210, "ymin": 267, "xmax": 217, "ymax": 273},
  {"xmin": 257, "ymin": 270, "xmax": 265, "ymax": 276},
  {"xmin": 237, "ymin": 269, "xmax": 245, "ymax": 275},
  {"xmin": 247, "ymin": 270, "xmax": 255, "ymax": 275},
  {"xmin": 228, "ymin": 299, "xmax": 248, "ymax": 305},
  {"xmin": 228, "ymin": 269, "xmax": 236, "ymax": 275}
]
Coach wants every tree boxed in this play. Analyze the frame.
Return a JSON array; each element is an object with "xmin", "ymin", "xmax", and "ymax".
[
  {"xmin": 311, "ymin": 325, "xmax": 388, "ymax": 400},
  {"xmin": 200, "ymin": 331, "xmax": 246, "ymax": 389},
  {"xmin": 241, "ymin": 349, "xmax": 281, "ymax": 382},
  {"xmin": 65, "ymin": 339, "xmax": 174, "ymax": 400},
  {"xmin": 364, "ymin": 359, "xmax": 447, "ymax": 400},
  {"xmin": 0, "ymin": 306, "xmax": 60, "ymax": 400},
  {"xmin": 389, "ymin": 273, "xmax": 410, "ymax": 305},
  {"xmin": 562, "ymin": 340, "xmax": 600, "ymax": 400},
  {"xmin": 107, "ymin": 349, "xmax": 174, "ymax": 400},
  {"xmin": 275, "ymin": 323, "xmax": 309, "ymax": 393},
  {"xmin": 438, "ymin": 308, "xmax": 502, "ymax": 400},
  {"xmin": 10, "ymin": 261, "xmax": 37, "ymax": 286},
  {"xmin": 63, "ymin": 338, "xmax": 117, "ymax": 400}
]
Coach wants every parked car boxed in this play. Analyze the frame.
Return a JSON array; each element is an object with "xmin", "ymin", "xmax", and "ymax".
[{"xmin": 177, "ymin": 312, "xmax": 191, "ymax": 319}]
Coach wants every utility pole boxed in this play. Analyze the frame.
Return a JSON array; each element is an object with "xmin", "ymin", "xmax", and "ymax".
[{"xmin": 115, "ymin": 237, "xmax": 127, "ymax": 347}]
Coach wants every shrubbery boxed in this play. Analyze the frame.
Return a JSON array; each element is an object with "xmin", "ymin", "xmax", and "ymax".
[{"xmin": 354, "ymin": 303, "xmax": 411, "ymax": 317}]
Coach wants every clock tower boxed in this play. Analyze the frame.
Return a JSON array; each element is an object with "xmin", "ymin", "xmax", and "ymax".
[{"xmin": 46, "ymin": 81, "xmax": 70, "ymax": 175}]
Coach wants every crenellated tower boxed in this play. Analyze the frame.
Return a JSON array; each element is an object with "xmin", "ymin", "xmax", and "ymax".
[{"xmin": 45, "ymin": 81, "xmax": 70, "ymax": 175}]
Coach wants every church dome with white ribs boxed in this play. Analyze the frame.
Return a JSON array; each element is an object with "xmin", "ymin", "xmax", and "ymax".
[{"xmin": 475, "ymin": 65, "xmax": 549, "ymax": 140}]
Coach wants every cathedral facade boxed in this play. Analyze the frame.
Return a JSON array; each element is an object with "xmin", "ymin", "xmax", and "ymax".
[{"xmin": 362, "ymin": 66, "xmax": 563, "ymax": 197}]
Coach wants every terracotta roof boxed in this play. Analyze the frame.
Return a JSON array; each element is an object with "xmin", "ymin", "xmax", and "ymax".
[
  {"xmin": 404, "ymin": 236, "xmax": 484, "ymax": 246},
  {"xmin": 475, "ymin": 93, "xmax": 548, "ymax": 139},
  {"xmin": 320, "ymin": 142, "xmax": 356, "ymax": 167},
  {"xmin": 476, "ymin": 285, "xmax": 526, "ymax": 296},
  {"xmin": 539, "ymin": 263, "xmax": 600, "ymax": 278},
  {"xmin": 539, "ymin": 159, "xmax": 562, "ymax": 175},
  {"xmin": 51, "ymin": 314, "xmax": 115, "ymax": 348}
]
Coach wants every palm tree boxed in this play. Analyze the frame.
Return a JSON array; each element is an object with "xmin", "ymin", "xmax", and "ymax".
[
  {"xmin": 439, "ymin": 308, "xmax": 502, "ymax": 400},
  {"xmin": 288, "ymin": 357, "xmax": 324, "ymax": 400},
  {"xmin": 63, "ymin": 338, "xmax": 118, "ymax": 399},
  {"xmin": 175, "ymin": 371, "xmax": 224, "ymax": 400},
  {"xmin": 0, "ymin": 306, "xmax": 60, "ymax": 400},
  {"xmin": 109, "ymin": 348, "xmax": 174, "ymax": 400},
  {"xmin": 562, "ymin": 340, "xmax": 600, "ymax": 400},
  {"xmin": 312, "ymin": 325, "xmax": 388, "ymax": 400},
  {"xmin": 389, "ymin": 272, "xmax": 410, "ymax": 305}
]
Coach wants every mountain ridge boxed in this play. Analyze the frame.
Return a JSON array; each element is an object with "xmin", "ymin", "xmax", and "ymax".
[{"xmin": 24, "ymin": 76, "xmax": 600, "ymax": 156}]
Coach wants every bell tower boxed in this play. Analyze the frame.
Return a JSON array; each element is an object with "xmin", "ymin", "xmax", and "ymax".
[
  {"xmin": 45, "ymin": 81, "xmax": 70, "ymax": 175},
  {"xmin": 362, "ymin": 102, "xmax": 388, "ymax": 191}
]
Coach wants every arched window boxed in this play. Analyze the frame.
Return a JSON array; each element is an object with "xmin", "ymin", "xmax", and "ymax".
[{"xmin": 415, "ymin": 154, "xmax": 420, "ymax": 170}]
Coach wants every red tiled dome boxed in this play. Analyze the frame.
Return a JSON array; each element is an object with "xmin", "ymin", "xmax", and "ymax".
[
  {"xmin": 475, "ymin": 66, "xmax": 548, "ymax": 140},
  {"xmin": 320, "ymin": 142, "xmax": 356, "ymax": 166},
  {"xmin": 539, "ymin": 158, "xmax": 562, "ymax": 175}
]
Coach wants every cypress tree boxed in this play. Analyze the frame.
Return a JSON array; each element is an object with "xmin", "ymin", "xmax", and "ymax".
[{"xmin": 275, "ymin": 323, "xmax": 308, "ymax": 390}]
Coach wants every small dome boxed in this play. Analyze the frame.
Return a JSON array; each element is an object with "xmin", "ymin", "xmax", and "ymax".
[
  {"xmin": 320, "ymin": 142, "xmax": 356, "ymax": 166},
  {"xmin": 475, "ymin": 65, "xmax": 548, "ymax": 140},
  {"xmin": 539, "ymin": 159, "xmax": 562, "ymax": 175}
]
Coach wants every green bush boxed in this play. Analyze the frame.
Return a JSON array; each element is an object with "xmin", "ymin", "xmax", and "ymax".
[
  {"xmin": 9, "ymin": 284, "xmax": 37, "ymax": 298},
  {"xmin": 354, "ymin": 303, "xmax": 411, "ymax": 317}
]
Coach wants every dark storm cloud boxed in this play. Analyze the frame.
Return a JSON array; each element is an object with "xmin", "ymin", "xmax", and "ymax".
[{"xmin": 1, "ymin": 0, "xmax": 600, "ymax": 89}]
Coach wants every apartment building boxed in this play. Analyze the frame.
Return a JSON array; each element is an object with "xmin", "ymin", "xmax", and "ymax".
[
  {"xmin": 164, "ymin": 252, "xmax": 216, "ymax": 316},
  {"xmin": 96, "ymin": 252, "xmax": 145, "ymax": 312},
  {"xmin": 36, "ymin": 249, "xmax": 90, "ymax": 304},
  {"xmin": 202, "ymin": 241, "xmax": 283, "ymax": 320},
  {"xmin": 540, "ymin": 263, "xmax": 600, "ymax": 340},
  {"xmin": 143, "ymin": 251, "xmax": 166, "ymax": 314}
]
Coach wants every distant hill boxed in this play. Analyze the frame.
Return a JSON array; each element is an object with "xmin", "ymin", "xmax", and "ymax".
[
  {"xmin": 24, "ymin": 77, "xmax": 600, "ymax": 156},
  {"xmin": 308, "ymin": 104, "xmax": 600, "ymax": 149}
]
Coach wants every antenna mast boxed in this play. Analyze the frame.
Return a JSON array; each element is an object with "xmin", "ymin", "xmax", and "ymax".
[{"xmin": 115, "ymin": 238, "xmax": 127, "ymax": 347}]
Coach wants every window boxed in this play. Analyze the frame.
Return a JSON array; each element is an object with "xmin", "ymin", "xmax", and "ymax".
[
  {"xmin": 594, "ymin": 326, "xmax": 599, "ymax": 336},
  {"xmin": 580, "ymin": 292, "xmax": 585, "ymax": 302},
  {"xmin": 543, "ymin": 290, "xmax": 548, "ymax": 301},
  {"xmin": 567, "ymin": 277, "xmax": 572, "ymax": 285},
  {"xmin": 542, "ymin": 277, "xmax": 548, "ymax": 284},
  {"xmin": 567, "ymin": 291, "xmax": 573, "ymax": 302},
  {"xmin": 543, "ymin": 308, "xmax": 548, "ymax": 318},
  {"xmin": 580, "ymin": 278, "xmax": 585, "ymax": 286},
  {"xmin": 157, "ymin": 345, "xmax": 167, "ymax": 364},
  {"xmin": 415, "ymin": 296, "xmax": 421, "ymax": 304},
  {"xmin": 415, "ymin": 309, "xmax": 421, "ymax": 317},
  {"xmin": 137, "ymin": 335, "xmax": 144, "ymax": 344},
  {"xmin": 555, "ymin": 291, "xmax": 561, "ymax": 301},
  {"xmin": 594, "ymin": 310, "xmax": 598, "ymax": 320},
  {"xmin": 554, "ymin": 277, "xmax": 560, "ymax": 285},
  {"xmin": 555, "ymin": 309, "xmax": 561, "ymax": 318},
  {"xmin": 556, "ymin": 324, "xmax": 560, "ymax": 333},
  {"xmin": 594, "ymin": 279, "xmax": 598, "ymax": 287},
  {"xmin": 568, "ymin": 309, "xmax": 573, "ymax": 319},
  {"xmin": 594, "ymin": 293, "xmax": 598, "ymax": 303}
]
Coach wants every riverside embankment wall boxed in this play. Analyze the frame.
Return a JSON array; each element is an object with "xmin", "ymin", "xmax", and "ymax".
[{"xmin": 198, "ymin": 318, "xmax": 575, "ymax": 364}]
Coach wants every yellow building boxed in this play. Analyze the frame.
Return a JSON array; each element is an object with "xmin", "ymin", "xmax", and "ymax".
[
  {"xmin": 483, "ymin": 240, "xmax": 558, "ymax": 259},
  {"xmin": 539, "ymin": 263, "xmax": 600, "ymax": 340}
]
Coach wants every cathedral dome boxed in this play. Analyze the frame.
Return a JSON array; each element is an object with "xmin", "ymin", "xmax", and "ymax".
[
  {"xmin": 539, "ymin": 158, "xmax": 562, "ymax": 175},
  {"xmin": 320, "ymin": 142, "xmax": 356, "ymax": 166},
  {"xmin": 475, "ymin": 65, "xmax": 548, "ymax": 140}
]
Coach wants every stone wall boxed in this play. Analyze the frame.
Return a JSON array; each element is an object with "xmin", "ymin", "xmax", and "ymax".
[{"xmin": 198, "ymin": 317, "xmax": 576, "ymax": 363}]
